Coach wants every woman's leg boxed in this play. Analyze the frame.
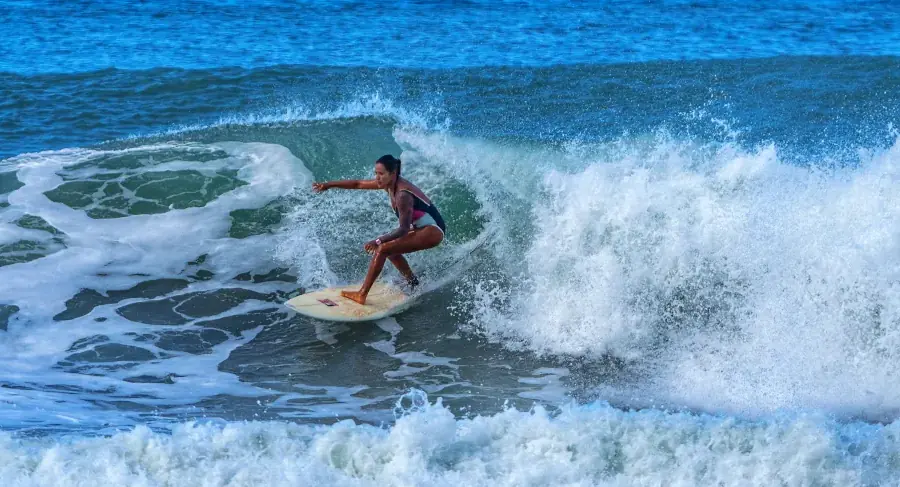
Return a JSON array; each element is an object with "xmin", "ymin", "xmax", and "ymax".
[
  {"xmin": 341, "ymin": 227, "xmax": 443, "ymax": 304},
  {"xmin": 387, "ymin": 254, "xmax": 418, "ymax": 286}
]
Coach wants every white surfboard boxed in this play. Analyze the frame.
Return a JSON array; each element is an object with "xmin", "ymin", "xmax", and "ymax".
[{"xmin": 285, "ymin": 282, "xmax": 413, "ymax": 322}]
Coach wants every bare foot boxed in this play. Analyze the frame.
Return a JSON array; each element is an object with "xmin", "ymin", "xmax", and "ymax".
[{"xmin": 341, "ymin": 290, "xmax": 367, "ymax": 305}]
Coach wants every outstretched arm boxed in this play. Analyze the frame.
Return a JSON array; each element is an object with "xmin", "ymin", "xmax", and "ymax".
[{"xmin": 312, "ymin": 180, "xmax": 380, "ymax": 192}]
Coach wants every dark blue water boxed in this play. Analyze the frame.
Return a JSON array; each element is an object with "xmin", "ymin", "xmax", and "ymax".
[
  {"xmin": 5, "ymin": 0, "xmax": 900, "ymax": 74},
  {"xmin": 3, "ymin": 2, "xmax": 900, "ymax": 485}
]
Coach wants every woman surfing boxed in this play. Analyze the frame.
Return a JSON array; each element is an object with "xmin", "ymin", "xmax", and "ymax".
[{"xmin": 312, "ymin": 155, "xmax": 446, "ymax": 305}]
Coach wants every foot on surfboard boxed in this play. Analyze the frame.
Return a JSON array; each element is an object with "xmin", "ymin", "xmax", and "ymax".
[{"xmin": 340, "ymin": 290, "xmax": 367, "ymax": 305}]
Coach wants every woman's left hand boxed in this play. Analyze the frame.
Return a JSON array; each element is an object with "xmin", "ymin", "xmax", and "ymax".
[{"xmin": 364, "ymin": 240, "xmax": 380, "ymax": 254}]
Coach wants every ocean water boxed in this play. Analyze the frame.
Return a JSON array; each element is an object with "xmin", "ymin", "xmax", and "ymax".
[{"xmin": 4, "ymin": 1, "xmax": 900, "ymax": 485}]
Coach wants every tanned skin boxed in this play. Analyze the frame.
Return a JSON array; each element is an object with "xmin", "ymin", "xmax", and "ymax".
[{"xmin": 312, "ymin": 161, "xmax": 443, "ymax": 304}]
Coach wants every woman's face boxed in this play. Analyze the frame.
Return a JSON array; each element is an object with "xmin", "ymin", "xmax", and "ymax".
[{"xmin": 374, "ymin": 162, "xmax": 394, "ymax": 189}]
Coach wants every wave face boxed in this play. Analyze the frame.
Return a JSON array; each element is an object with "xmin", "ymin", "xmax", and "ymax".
[{"xmin": 4, "ymin": 88, "xmax": 900, "ymax": 426}]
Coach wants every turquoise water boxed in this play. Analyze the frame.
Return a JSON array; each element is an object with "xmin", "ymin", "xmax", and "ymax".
[{"xmin": 4, "ymin": 2, "xmax": 900, "ymax": 485}]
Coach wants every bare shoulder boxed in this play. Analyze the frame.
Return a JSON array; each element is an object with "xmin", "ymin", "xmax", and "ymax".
[
  {"xmin": 393, "ymin": 188, "xmax": 415, "ymax": 207},
  {"xmin": 398, "ymin": 180, "xmax": 432, "ymax": 205}
]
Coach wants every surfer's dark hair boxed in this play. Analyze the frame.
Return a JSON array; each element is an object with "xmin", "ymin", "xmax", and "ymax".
[{"xmin": 376, "ymin": 154, "xmax": 402, "ymax": 190}]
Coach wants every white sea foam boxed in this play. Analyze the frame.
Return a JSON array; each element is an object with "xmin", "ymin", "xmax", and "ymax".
[
  {"xmin": 393, "ymin": 127, "xmax": 900, "ymax": 419},
  {"xmin": 0, "ymin": 141, "xmax": 310, "ymax": 428},
  {"xmin": 0, "ymin": 390, "xmax": 894, "ymax": 486},
  {"xmin": 128, "ymin": 93, "xmax": 441, "ymax": 141}
]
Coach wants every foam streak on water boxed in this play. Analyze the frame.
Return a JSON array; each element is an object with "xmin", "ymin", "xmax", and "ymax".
[{"xmin": 0, "ymin": 141, "xmax": 312, "ymax": 429}]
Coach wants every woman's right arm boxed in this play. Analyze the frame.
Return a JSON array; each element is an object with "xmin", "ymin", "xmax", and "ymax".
[{"xmin": 312, "ymin": 180, "xmax": 380, "ymax": 192}]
